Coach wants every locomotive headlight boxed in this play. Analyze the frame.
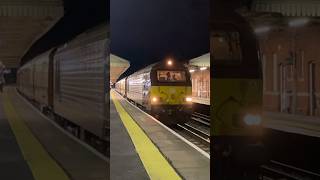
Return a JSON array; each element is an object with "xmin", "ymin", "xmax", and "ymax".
[
  {"xmin": 244, "ymin": 114, "xmax": 262, "ymax": 126},
  {"xmin": 152, "ymin": 97, "xmax": 158, "ymax": 103},
  {"xmin": 185, "ymin": 97, "xmax": 192, "ymax": 102}
]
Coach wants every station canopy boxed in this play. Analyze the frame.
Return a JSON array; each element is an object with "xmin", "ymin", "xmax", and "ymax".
[
  {"xmin": 0, "ymin": 0, "xmax": 63, "ymax": 68},
  {"xmin": 252, "ymin": 0, "xmax": 320, "ymax": 17},
  {"xmin": 110, "ymin": 54, "xmax": 130, "ymax": 84},
  {"xmin": 189, "ymin": 53, "xmax": 210, "ymax": 68}
]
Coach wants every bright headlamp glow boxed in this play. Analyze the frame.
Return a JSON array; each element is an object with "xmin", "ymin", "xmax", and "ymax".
[
  {"xmin": 186, "ymin": 97, "xmax": 192, "ymax": 102},
  {"xmin": 152, "ymin": 97, "xmax": 158, "ymax": 102},
  {"xmin": 200, "ymin": 67, "xmax": 207, "ymax": 71},
  {"xmin": 189, "ymin": 69, "xmax": 195, "ymax": 73},
  {"xmin": 244, "ymin": 114, "xmax": 262, "ymax": 126},
  {"xmin": 167, "ymin": 60, "xmax": 173, "ymax": 66}
]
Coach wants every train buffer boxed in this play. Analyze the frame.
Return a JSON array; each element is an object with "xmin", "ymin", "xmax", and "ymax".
[
  {"xmin": 110, "ymin": 90, "xmax": 210, "ymax": 180},
  {"xmin": 0, "ymin": 87, "xmax": 108, "ymax": 180}
]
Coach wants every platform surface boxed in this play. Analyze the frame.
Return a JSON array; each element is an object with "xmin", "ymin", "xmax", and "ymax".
[
  {"xmin": 0, "ymin": 93, "xmax": 34, "ymax": 179},
  {"xmin": 110, "ymin": 95, "xmax": 149, "ymax": 180},
  {"xmin": 111, "ymin": 90, "xmax": 210, "ymax": 180},
  {"xmin": 192, "ymin": 97, "xmax": 210, "ymax": 105},
  {"xmin": 263, "ymin": 111, "xmax": 320, "ymax": 138},
  {"xmin": 0, "ymin": 87, "xmax": 108, "ymax": 180}
]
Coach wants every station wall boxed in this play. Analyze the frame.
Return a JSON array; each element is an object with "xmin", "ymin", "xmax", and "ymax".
[{"xmin": 259, "ymin": 25, "xmax": 320, "ymax": 117}]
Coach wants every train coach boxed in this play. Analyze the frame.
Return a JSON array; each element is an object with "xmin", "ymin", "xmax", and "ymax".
[
  {"xmin": 115, "ymin": 59, "xmax": 193, "ymax": 125},
  {"xmin": 17, "ymin": 24, "xmax": 109, "ymax": 153},
  {"xmin": 115, "ymin": 77, "xmax": 126, "ymax": 96}
]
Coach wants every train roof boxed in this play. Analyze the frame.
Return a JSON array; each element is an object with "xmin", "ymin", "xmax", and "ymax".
[{"xmin": 57, "ymin": 24, "xmax": 109, "ymax": 52}]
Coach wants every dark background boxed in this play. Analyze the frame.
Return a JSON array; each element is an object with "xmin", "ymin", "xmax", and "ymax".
[
  {"xmin": 21, "ymin": 0, "xmax": 209, "ymax": 79},
  {"xmin": 111, "ymin": 0, "xmax": 210, "ymax": 78}
]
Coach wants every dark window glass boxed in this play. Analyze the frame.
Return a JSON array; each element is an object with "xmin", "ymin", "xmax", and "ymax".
[
  {"xmin": 211, "ymin": 31, "xmax": 242, "ymax": 65},
  {"xmin": 157, "ymin": 71, "xmax": 186, "ymax": 82}
]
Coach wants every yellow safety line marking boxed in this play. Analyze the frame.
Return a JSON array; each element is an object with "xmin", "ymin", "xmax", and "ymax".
[
  {"xmin": 110, "ymin": 91, "xmax": 182, "ymax": 180},
  {"xmin": 2, "ymin": 93, "xmax": 70, "ymax": 180}
]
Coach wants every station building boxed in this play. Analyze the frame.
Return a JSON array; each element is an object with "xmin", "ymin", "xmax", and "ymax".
[
  {"xmin": 110, "ymin": 54, "xmax": 130, "ymax": 86},
  {"xmin": 251, "ymin": 0, "xmax": 320, "ymax": 117},
  {"xmin": 188, "ymin": 53, "xmax": 210, "ymax": 105}
]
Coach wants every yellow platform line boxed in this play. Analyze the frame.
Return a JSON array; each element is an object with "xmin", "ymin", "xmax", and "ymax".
[
  {"xmin": 111, "ymin": 91, "xmax": 181, "ymax": 180},
  {"xmin": 2, "ymin": 93, "xmax": 70, "ymax": 180}
]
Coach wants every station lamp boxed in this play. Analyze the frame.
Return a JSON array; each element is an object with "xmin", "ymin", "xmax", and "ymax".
[
  {"xmin": 200, "ymin": 67, "xmax": 207, "ymax": 71},
  {"xmin": 254, "ymin": 26, "xmax": 271, "ymax": 34},
  {"xmin": 289, "ymin": 18, "xmax": 309, "ymax": 27},
  {"xmin": 167, "ymin": 59, "xmax": 173, "ymax": 66}
]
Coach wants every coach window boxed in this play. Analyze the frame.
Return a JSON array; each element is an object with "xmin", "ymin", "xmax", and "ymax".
[
  {"xmin": 273, "ymin": 53, "xmax": 278, "ymax": 92},
  {"xmin": 157, "ymin": 71, "xmax": 186, "ymax": 82},
  {"xmin": 211, "ymin": 31, "xmax": 242, "ymax": 65},
  {"xmin": 299, "ymin": 50, "xmax": 305, "ymax": 79}
]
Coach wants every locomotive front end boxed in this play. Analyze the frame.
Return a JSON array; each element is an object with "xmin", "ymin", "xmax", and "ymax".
[{"xmin": 149, "ymin": 59, "xmax": 193, "ymax": 124}]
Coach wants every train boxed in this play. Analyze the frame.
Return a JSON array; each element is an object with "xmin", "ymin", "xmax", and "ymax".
[
  {"xmin": 211, "ymin": 1, "xmax": 265, "ymax": 179},
  {"xmin": 115, "ymin": 59, "xmax": 193, "ymax": 125},
  {"xmin": 17, "ymin": 24, "xmax": 109, "ymax": 154}
]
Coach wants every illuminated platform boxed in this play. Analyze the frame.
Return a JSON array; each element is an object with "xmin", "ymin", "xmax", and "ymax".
[
  {"xmin": 192, "ymin": 97, "xmax": 210, "ymax": 106},
  {"xmin": 0, "ymin": 87, "xmax": 108, "ymax": 180},
  {"xmin": 110, "ymin": 90, "xmax": 210, "ymax": 180},
  {"xmin": 263, "ymin": 111, "xmax": 320, "ymax": 138}
]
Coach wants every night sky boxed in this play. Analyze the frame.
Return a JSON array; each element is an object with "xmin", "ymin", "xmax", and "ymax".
[
  {"xmin": 21, "ymin": 0, "xmax": 109, "ymax": 65},
  {"xmin": 111, "ymin": 0, "xmax": 210, "ymax": 77},
  {"xmin": 21, "ymin": 0, "xmax": 209, "ymax": 79}
]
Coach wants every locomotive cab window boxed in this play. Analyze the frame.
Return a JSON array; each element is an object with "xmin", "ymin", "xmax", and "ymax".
[
  {"xmin": 157, "ymin": 70, "xmax": 186, "ymax": 82},
  {"xmin": 211, "ymin": 31, "xmax": 242, "ymax": 65}
]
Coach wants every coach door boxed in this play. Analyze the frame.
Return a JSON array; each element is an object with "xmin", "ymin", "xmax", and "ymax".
[
  {"xmin": 280, "ymin": 64, "xmax": 286, "ymax": 112},
  {"xmin": 280, "ymin": 64, "xmax": 292, "ymax": 113},
  {"xmin": 309, "ymin": 62, "xmax": 317, "ymax": 116}
]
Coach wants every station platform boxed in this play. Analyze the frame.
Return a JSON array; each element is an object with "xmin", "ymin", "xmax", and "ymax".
[
  {"xmin": 192, "ymin": 97, "xmax": 210, "ymax": 106},
  {"xmin": 0, "ymin": 87, "xmax": 108, "ymax": 180},
  {"xmin": 263, "ymin": 111, "xmax": 320, "ymax": 138},
  {"xmin": 110, "ymin": 90, "xmax": 210, "ymax": 180}
]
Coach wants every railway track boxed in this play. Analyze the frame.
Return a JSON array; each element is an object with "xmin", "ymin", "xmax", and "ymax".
[
  {"xmin": 191, "ymin": 112, "xmax": 210, "ymax": 126},
  {"xmin": 174, "ymin": 112, "xmax": 211, "ymax": 154},
  {"xmin": 260, "ymin": 160, "xmax": 320, "ymax": 180}
]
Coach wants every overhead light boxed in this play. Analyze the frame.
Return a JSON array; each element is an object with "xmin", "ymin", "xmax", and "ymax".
[
  {"xmin": 167, "ymin": 59, "xmax": 173, "ymax": 66},
  {"xmin": 200, "ymin": 67, "xmax": 207, "ymax": 71},
  {"xmin": 189, "ymin": 69, "xmax": 195, "ymax": 73},
  {"xmin": 289, "ymin": 18, "xmax": 309, "ymax": 27},
  {"xmin": 254, "ymin": 26, "xmax": 271, "ymax": 34}
]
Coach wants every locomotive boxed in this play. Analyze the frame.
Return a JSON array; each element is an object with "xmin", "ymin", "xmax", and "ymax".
[
  {"xmin": 115, "ymin": 59, "xmax": 193, "ymax": 125},
  {"xmin": 211, "ymin": 1, "xmax": 265, "ymax": 179}
]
